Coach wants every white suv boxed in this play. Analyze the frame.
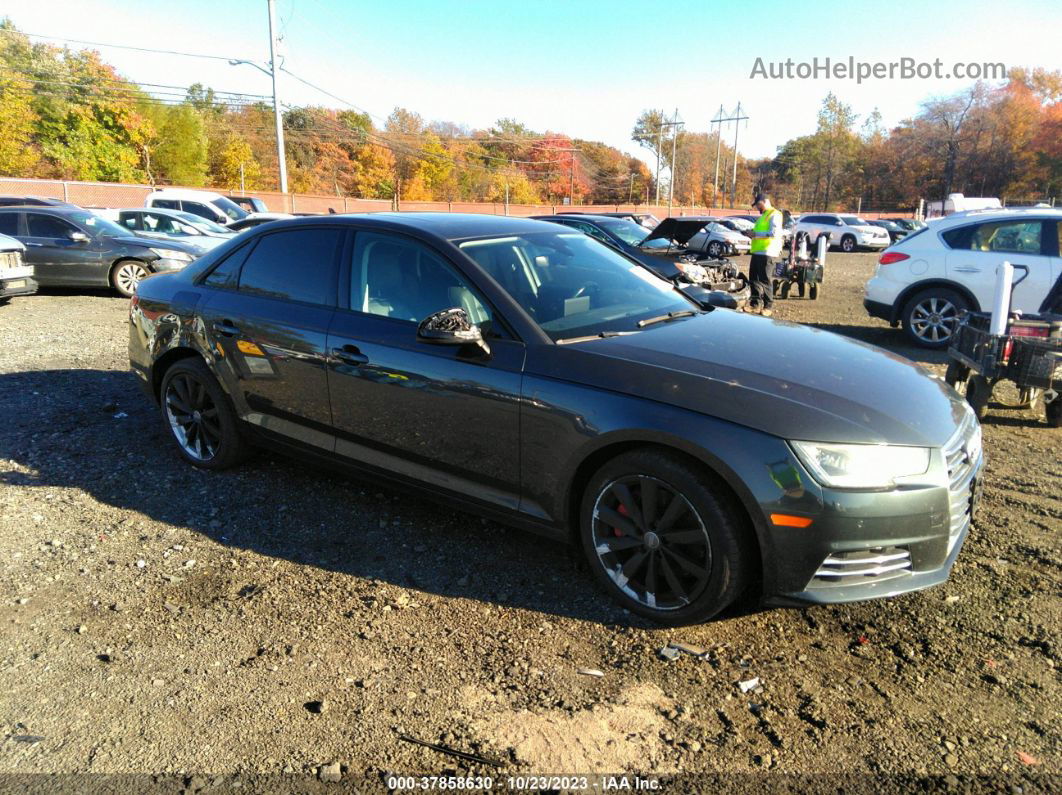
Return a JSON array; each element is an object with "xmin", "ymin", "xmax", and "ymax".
[
  {"xmin": 796, "ymin": 213, "xmax": 891, "ymax": 252},
  {"xmin": 145, "ymin": 189, "xmax": 290, "ymax": 227},
  {"xmin": 864, "ymin": 209, "xmax": 1062, "ymax": 347}
]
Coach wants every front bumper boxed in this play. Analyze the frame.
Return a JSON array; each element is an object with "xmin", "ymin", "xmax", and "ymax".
[
  {"xmin": 0, "ymin": 269, "xmax": 38, "ymax": 298},
  {"xmin": 761, "ymin": 419, "xmax": 983, "ymax": 606}
]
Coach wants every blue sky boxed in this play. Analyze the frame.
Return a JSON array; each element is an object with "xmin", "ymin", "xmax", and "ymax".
[{"xmin": 3, "ymin": 0, "xmax": 1060, "ymax": 162}]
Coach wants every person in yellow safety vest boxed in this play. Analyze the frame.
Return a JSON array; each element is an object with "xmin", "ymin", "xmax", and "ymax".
[{"xmin": 747, "ymin": 193, "xmax": 783, "ymax": 317}]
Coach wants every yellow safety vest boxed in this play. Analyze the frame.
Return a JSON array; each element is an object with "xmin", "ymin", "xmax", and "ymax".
[{"xmin": 750, "ymin": 208, "xmax": 781, "ymax": 254}]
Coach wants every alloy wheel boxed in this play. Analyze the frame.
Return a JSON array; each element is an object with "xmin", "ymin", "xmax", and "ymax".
[
  {"xmin": 114, "ymin": 261, "xmax": 148, "ymax": 296},
  {"xmin": 164, "ymin": 373, "xmax": 222, "ymax": 461},
  {"xmin": 910, "ymin": 296, "xmax": 960, "ymax": 343},
  {"xmin": 591, "ymin": 475, "xmax": 711, "ymax": 611}
]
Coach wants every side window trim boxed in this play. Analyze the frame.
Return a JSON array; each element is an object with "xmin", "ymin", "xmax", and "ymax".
[{"xmin": 198, "ymin": 239, "xmax": 259, "ymax": 289}]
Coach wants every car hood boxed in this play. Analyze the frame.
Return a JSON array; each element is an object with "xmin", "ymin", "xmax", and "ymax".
[
  {"xmin": 112, "ymin": 236, "xmax": 202, "ymax": 255},
  {"xmin": 536, "ymin": 311, "xmax": 970, "ymax": 447},
  {"xmin": 640, "ymin": 217, "xmax": 711, "ymax": 246}
]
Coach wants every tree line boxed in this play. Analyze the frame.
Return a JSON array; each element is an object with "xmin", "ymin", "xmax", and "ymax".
[{"xmin": 1, "ymin": 19, "xmax": 1059, "ymax": 211}]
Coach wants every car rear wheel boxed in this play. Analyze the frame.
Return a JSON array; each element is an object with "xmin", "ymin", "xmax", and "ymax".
[
  {"xmin": 902, "ymin": 288, "xmax": 968, "ymax": 348},
  {"xmin": 840, "ymin": 235, "xmax": 856, "ymax": 252},
  {"xmin": 111, "ymin": 259, "xmax": 149, "ymax": 298},
  {"xmin": 579, "ymin": 450, "xmax": 750, "ymax": 625},
  {"xmin": 160, "ymin": 358, "xmax": 249, "ymax": 469}
]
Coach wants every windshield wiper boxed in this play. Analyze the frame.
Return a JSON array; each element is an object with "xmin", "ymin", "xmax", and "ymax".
[
  {"xmin": 636, "ymin": 310, "xmax": 697, "ymax": 328},
  {"xmin": 556, "ymin": 330, "xmax": 637, "ymax": 345}
]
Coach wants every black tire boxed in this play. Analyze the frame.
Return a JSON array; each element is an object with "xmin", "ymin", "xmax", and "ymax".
[
  {"xmin": 780, "ymin": 281, "xmax": 791, "ymax": 299},
  {"xmin": 840, "ymin": 235, "xmax": 856, "ymax": 252},
  {"xmin": 809, "ymin": 283, "xmax": 819, "ymax": 300},
  {"xmin": 944, "ymin": 360, "xmax": 970, "ymax": 391},
  {"xmin": 707, "ymin": 240, "xmax": 724, "ymax": 258},
  {"xmin": 901, "ymin": 287, "xmax": 969, "ymax": 348},
  {"xmin": 110, "ymin": 259, "xmax": 150, "ymax": 298},
  {"xmin": 1046, "ymin": 396, "xmax": 1062, "ymax": 428},
  {"xmin": 159, "ymin": 357, "xmax": 250, "ymax": 469},
  {"xmin": 579, "ymin": 449, "xmax": 751, "ymax": 625},
  {"xmin": 965, "ymin": 374, "xmax": 992, "ymax": 420},
  {"xmin": 797, "ymin": 273, "xmax": 806, "ymax": 298}
]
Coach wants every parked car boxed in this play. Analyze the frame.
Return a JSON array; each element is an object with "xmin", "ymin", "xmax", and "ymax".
[
  {"xmin": 0, "ymin": 206, "xmax": 201, "ymax": 297},
  {"xmin": 131, "ymin": 213, "xmax": 983, "ymax": 624},
  {"xmin": 145, "ymin": 188, "xmax": 291, "ymax": 228},
  {"xmin": 533, "ymin": 214, "xmax": 748, "ymax": 304},
  {"xmin": 0, "ymin": 233, "xmax": 36, "ymax": 301},
  {"xmin": 226, "ymin": 215, "xmax": 290, "ymax": 232},
  {"xmin": 867, "ymin": 219, "xmax": 910, "ymax": 244},
  {"xmin": 595, "ymin": 211, "xmax": 661, "ymax": 230},
  {"xmin": 795, "ymin": 213, "xmax": 891, "ymax": 252},
  {"xmin": 886, "ymin": 218, "xmax": 927, "ymax": 233},
  {"xmin": 101, "ymin": 208, "xmax": 236, "ymax": 253},
  {"xmin": 664, "ymin": 216, "xmax": 752, "ymax": 258},
  {"xmin": 0, "ymin": 195, "xmax": 77, "ymax": 208},
  {"xmin": 226, "ymin": 195, "xmax": 270, "ymax": 214},
  {"xmin": 864, "ymin": 208, "xmax": 1062, "ymax": 347}
]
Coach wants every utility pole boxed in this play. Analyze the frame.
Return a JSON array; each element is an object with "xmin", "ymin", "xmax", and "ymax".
[
  {"xmin": 667, "ymin": 108, "xmax": 683, "ymax": 216},
  {"xmin": 267, "ymin": 0, "xmax": 288, "ymax": 194},
  {"xmin": 728, "ymin": 102, "xmax": 749, "ymax": 208},
  {"xmin": 628, "ymin": 173, "xmax": 635, "ymax": 204},
  {"xmin": 229, "ymin": 0, "xmax": 288, "ymax": 195},
  {"xmin": 711, "ymin": 105, "xmax": 725, "ymax": 208},
  {"xmin": 551, "ymin": 147, "xmax": 579, "ymax": 206},
  {"xmin": 654, "ymin": 122, "xmax": 663, "ymax": 204}
]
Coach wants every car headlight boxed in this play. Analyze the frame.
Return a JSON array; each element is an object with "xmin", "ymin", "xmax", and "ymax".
[
  {"xmin": 150, "ymin": 248, "xmax": 194, "ymax": 263},
  {"xmin": 790, "ymin": 441, "xmax": 930, "ymax": 489}
]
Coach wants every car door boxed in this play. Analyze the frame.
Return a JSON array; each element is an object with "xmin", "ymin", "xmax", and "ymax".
[
  {"xmin": 326, "ymin": 230, "xmax": 525, "ymax": 511},
  {"xmin": 199, "ymin": 226, "xmax": 343, "ymax": 451},
  {"xmin": 23, "ymin": 212, "xmax": 102, "ymax": 285},
  {"xmin": 944, "ymin": 219, "xmax": 1054, "ymax": 313}
]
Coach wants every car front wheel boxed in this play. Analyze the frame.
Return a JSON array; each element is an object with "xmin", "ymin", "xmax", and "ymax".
[
  {"xmin": 579, "ymin": 449, "xmax": 750, "ymax": 625},
  {"xmin": 840, "ymin": 235, "xmax": 856, "ymax": 252},
  {"xmin": 111, "ymin": 259, "xmax": 150, "ymax": 298},
  {"xmin": 902, "ymin": 287, "xmax": 969, "ymax": 348},
  {"xmin": 706, "ymin": 240, "xmax": 724, "ymax": 258},
  {"xmin": 160, "ymin": 357, "xmax": 250, "ymax": 469}
]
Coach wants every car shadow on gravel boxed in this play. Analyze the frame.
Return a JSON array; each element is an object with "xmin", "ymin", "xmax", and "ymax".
[
  {"xmin": 1, "ymin": 367, "xmax": 737, "ymax": 628},
  {"xmin": 806, "ymin": 322, "xmax": 949, "ymax": 366}
]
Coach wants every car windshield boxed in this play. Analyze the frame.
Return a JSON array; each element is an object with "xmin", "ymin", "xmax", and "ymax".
[
  {"xmin": 72, "ymin": 212, "xmax": 130, "ymax": 238},
  {"xmin": 460, "ymin": 231, "xmax": 694, "ymax": 341},
  {"xmin": 212, "ymin": 196, "xmax": 248, "ymax": 221},
  {"xmin": 174, "ymin": 211, "xmax": 232, "ymax": 234},
  {"xmin": 840, "ymin": 215, "xmax": 869, "ymax": 226}
]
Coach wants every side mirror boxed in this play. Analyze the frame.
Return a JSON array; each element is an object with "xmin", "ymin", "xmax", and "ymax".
[
  {"xmin": 69, "ymin": 231, "xmax": 90, "ymax": 243},
  {"xmin": 417, "ymin": 308, "xmax": 490, "ymax": 356}
]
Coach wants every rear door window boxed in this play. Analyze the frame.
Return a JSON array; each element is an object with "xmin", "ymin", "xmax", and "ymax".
[
  {"xmin": 0, "ymin": 213, "xmax": 19, "ymax": 236},
  {"xmin": 943, "ymin": 220, "xmax": 1045, "ymax": 254},
  {"xmin": 182, "ymin": 202, "xmax": 221, "ymax": 222},
  {"xmin": 237, "ymin": 228, "xmax": 343, "ymax": 305},
  {"xmin": 151, "ymin": 199, "xmax": 179, "ymax": 210}
]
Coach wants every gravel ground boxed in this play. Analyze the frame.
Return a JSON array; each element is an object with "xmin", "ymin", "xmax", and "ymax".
[{"xmin": 0, "ymin": 253, "xmax": 1058, "ymax": 792}]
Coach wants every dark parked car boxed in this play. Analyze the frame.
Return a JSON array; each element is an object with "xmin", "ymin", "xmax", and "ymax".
[
  {"xmin": 0, "ymin": 207, "xmax": 200, "ymax": 297},
  {"xmin": 885, "ymin": 218, "xmax": 927, "ymax": 233},
  {"xmin": 130, "ymin": 214, "xmax": 983, "ymax": 625},
  {"xmin": 867, "ymin": 219, "xmax": 909, "ymax": 243},
  {"xmin": 533, "ymin": 214, "xmax": 748, "ymax": 306},
  {"xmin": 227, "ymin": 195, "xmax": 270, "ymax": 214},
  {"xmin": 0, "ymin": 233, "xmax": 36, "ymax": 301},
  {"xmin": 0, "ymin": 195, "xmax": 77, "ymax": 208}
]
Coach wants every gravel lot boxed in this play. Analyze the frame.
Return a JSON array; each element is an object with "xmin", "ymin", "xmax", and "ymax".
[{"xmin": 0, "ymin": 252, "xmax": 1058, "ymax": 791}]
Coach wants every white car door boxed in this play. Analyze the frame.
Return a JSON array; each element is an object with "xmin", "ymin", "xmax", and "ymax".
[{"xmin": 944, "ymin": 218, "xmax": 1054, "ymax": 313}]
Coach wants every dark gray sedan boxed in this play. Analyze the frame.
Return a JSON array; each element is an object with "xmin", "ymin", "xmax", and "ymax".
[
  {"xmin": 129, "ymin": 214, "xmax": 983, "ymax": 624},
  {"xmin": 0, "ymin": 207, "xmax": 201, "ymax": 297}
]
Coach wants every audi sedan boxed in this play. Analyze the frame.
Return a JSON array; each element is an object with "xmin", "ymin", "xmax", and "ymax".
[{"xmin": 130, "ymin": 214, "xmax": 983, "ymax": 624}]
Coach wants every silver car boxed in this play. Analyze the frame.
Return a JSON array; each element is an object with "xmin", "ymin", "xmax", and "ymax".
[{"xmin": 105, "ymin": 208, "xmax": 237, "ymax": 253}]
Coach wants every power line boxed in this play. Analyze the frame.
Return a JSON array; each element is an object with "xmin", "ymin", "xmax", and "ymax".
[{"xmin": 0, "ymin": 28, "xmax": 256, "ymax": 63}]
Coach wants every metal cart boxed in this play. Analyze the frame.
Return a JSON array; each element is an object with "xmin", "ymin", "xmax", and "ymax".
[
  {"xmin": 945, "ymin": 266, "xmax": 1062, "ymax": 427},
  {"xmin": 772, "ymin": 231, "xmax": 825, "ymax": 300}
]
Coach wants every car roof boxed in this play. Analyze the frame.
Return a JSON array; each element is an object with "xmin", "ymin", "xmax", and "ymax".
[
  {"xmin": 928, "ymin": 207, "xmax": 1062, "ymax": 227},
  {"xmin": 149, "ymin": 188, "xmax": 226, "ymax": 201},
  {"xmin": 257, "ymin": 212, "xmax": 565, "ymax": 241},
  {"xmin": 0, "ymin": 205, "xmax": 84, "ymax": 216}
]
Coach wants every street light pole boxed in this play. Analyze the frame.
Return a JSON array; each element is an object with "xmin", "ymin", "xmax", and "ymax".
[{"xmin": 267, "ymin": 0, "xmax": 288, "ymax": 194}]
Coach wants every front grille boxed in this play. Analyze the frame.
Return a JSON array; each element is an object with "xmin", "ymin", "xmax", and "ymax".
[
  {"xmin": 810, "ymin": 546, "xmax": 913, "ymax": 587},
  {"xmin": 943, "ymin": 412, "xmax": 981, "ymax": 555},
  {"xmin": 0, "ymin": 250, "xmax": 22, "ymax": 270}
]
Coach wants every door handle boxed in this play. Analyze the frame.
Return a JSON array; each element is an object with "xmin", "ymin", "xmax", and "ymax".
[
  {"xmin": 331, "ymin": 345, "xmax": 369, "ymax": 366},
  {"xmin": 953, "ymin": 267, "xmax": 981, "ymax": 273},
  {"xmin": 213, "ymin": 320, "xmax": 240, "ymax": 336},
  {"xmin": 25, "ymin": 242, "xmax": 44, "ymax": 247}
]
